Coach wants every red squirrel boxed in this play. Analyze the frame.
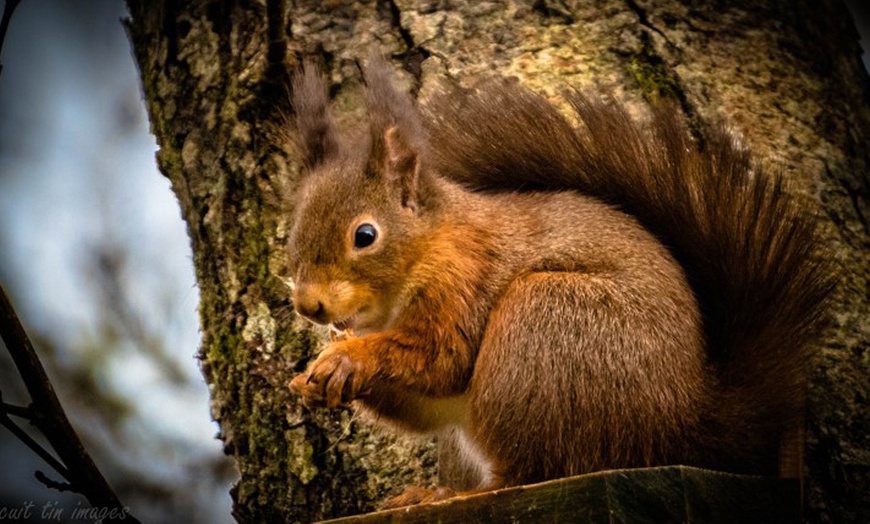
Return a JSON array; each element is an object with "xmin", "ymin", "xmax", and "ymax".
[{"xmin": 286, "ymin": 57, "xmax": 832, "ymax": 507}]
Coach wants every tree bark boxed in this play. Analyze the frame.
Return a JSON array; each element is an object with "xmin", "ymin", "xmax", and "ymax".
[{"xmin": 124, "ymin": 1, "xmax": 869, "ymax": 522}]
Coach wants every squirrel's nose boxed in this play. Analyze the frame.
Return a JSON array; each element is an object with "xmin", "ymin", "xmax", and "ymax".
[
  {"xmin": 293, "ymin": 285, "xmax": 328, "ymax": 324},
  {"xmin": 296, "ymin": 300, "xmax": 325, "ymax": 322}
]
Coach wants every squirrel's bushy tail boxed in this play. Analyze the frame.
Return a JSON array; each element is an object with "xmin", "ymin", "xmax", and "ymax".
[{"xmin": 423, "ymin": 80, "xmax": 834, "ymax": 474}]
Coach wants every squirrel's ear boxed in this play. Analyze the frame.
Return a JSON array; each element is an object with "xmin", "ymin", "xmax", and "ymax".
[
  {"xmin": 291, "ymin": 61, "xmax": 339, "ymax": 168},
  {"xmin": 384, "ymin": 125, "xmax": 421, "ymax": 212},
  {"xmin": 363, "ymin": 55, "xmax": 427, "ymax": 212}
]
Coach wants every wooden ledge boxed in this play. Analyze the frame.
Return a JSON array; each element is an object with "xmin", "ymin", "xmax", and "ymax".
[{"xmin": 319, "ymin": 466, "xmax": 799, "ymax": 523}]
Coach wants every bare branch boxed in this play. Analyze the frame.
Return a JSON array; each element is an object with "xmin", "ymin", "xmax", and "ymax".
[
  {"xmin": 0, "ymin": 284, "xmax": 139, "ymax": 522},
  {"xmin": 0, "ymin": 394, "xmax": 70, "ymax": 479}
]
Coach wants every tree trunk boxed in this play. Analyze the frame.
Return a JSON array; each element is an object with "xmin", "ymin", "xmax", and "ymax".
[{"xmin": 124, "ymin": 1, "xmax": 869, "ymax": 522}]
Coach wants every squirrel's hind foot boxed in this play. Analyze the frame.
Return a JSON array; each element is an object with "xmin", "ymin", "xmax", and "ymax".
[{"xmin": 380, "ymin": 485, "xmax": 457, "ymax": 510}]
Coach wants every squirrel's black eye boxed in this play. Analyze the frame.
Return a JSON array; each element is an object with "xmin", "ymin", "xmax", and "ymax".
[{"xmin": 353, "ymin": 223, "xmax": 378, "ymax": 249}]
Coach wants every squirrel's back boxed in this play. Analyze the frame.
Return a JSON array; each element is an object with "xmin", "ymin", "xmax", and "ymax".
[{"xmin": 422, "ymin": 79, "xmax": 834, "ymax": 476}]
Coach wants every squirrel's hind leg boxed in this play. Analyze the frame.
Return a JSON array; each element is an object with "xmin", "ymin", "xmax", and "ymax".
[{"xmin": 467, "ymin": 270, "xmax": 707, "ymax": 485}]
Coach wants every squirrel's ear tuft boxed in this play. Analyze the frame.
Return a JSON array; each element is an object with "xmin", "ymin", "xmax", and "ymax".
[
  {"xmin": 290, "ymin": 61, "xmax": 339, "ymax": 168},
  {"xmin": 363, "ymin": 55, "xmax": 426, "ymax": 211},
  {"xmin": 384, "ymin": 125, "xmax": 421, "ymax": 212}
]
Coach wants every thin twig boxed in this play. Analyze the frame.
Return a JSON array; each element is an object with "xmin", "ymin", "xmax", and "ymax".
[
  {"xmin": 1, "ymin": 398, "xmax": 32, "ymax": 419},
  {"xmin": 0, "ymin": 0, "xmax": 22, "ymax": 78},
  {"xmin": 35, "ymin": 470, "xmax": 74, "ymax": 492},
  {"xmin": 0, "ymin": 284, "xmax": 138, "ymax": 522},
  {"xmin": 0, "ymin": 398, "xmax": 71, "ymax": 479}
]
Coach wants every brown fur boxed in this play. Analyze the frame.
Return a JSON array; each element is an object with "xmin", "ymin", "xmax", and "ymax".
[{"xmin": 285, "ymin": 57, "xmax": 833, "ymax": 507}]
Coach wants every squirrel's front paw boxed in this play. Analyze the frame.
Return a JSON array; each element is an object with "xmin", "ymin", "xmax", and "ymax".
[{"xmin": 289, "ymin": 345, "xmax": 370, "ymax": 408}]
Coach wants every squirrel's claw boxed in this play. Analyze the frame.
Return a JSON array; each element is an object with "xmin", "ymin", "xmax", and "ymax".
[
  {"xmin": 381, "ymin": 486, "xmax": 456, "ymax": 510},
  {"xmin": 289, "ymin": 344, "xmax": 368, "ymax": 409},
  {"xmin": 288, "ymin": 373, "xmax": 325, "ymax": 408}
]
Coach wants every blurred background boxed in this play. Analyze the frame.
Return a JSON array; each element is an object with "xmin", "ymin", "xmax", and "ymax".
[
  {"xmin": 0, "ymin": 1, "xmax": 866, "ymax": 523},
  {"xmin": 0, "ymin": 1, "xmax": 235, "ymax": 522}
]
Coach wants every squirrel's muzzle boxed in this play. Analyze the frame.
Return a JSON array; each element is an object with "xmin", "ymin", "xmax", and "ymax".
[{"xmin": 293, "ymin": 283, "xmax": 329, "ymax": 324}]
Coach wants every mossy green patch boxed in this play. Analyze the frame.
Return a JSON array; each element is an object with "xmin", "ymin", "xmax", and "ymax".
[{"xmin": 626, "ymin": 33, "xmax": 681, "ymax": 103}]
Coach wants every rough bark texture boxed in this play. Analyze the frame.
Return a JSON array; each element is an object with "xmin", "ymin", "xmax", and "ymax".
[{"xmin": 124, "ymin": 0, "xmax": 869, "ymax": 522}]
